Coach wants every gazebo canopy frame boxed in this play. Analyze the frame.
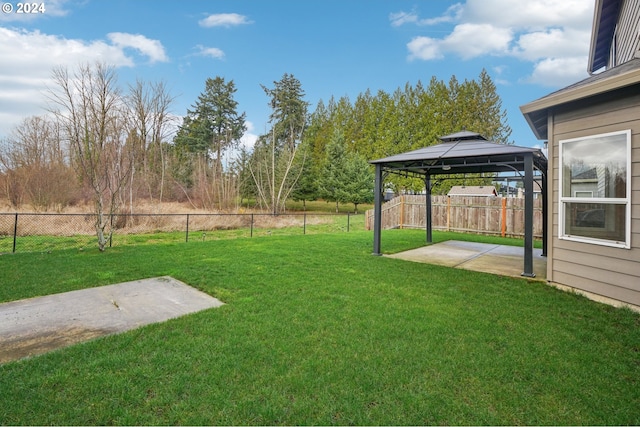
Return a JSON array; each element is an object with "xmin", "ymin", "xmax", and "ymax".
[{"xmin": 369, "ymin": 131, "xmax": 548, "ymax": 277}]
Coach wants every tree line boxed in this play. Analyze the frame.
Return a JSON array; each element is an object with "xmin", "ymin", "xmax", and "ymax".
[{"xmin": 0, "ymin": 62, "xmax": 511, "ymax": 250}]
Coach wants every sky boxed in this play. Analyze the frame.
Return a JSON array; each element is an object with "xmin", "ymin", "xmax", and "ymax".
[{"xmin": 0, "ymin": 0, "xmax": 596, "ymax": 152}]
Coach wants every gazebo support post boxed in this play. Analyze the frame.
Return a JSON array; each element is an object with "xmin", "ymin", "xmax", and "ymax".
[
  {"xmin": 425, "ymin": 174, "xmax": 433, "ymax": 243},
  {"xmin": 522, "ymin": 153, "xmax": 535, "ymax": 277},
  {"xmin": 373, "ymin": 163, "xmax": 383, "ymax": 256}
]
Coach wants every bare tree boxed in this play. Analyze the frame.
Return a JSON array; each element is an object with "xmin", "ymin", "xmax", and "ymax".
[
  {"xmin": 47, "ymin": 62, "xmax": 133, "ymax": 251},
  {"xmin": 0, "ymin": 139, "xmax": 23, "ymax": 207},
  {"xmin": 0, "ymin": 116, "xmax": 75, "ymax": 210},
  {"xmin": 126, "ymin": 79, "xmax": 176, "ymax": 209},
  {"xmin": 249, "ymin": 130, "xmax": 305, "ymax": 214},
  {"xmin": 249, "ymin": 74, "xmax": 308, "ymax": 214}
]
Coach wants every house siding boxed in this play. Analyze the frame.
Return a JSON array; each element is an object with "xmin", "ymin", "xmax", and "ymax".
[
  {"xmin": 612, "ymin": 0, "xmax": 640, "ymax": 67},
  {"xmin": 549, "ymin": 89, "xmax": 640, "ymax": 306}
]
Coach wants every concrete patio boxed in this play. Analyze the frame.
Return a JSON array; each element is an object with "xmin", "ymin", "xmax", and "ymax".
[
  {"xmin": 0, "ymin": 276, "xmax": 224, "ymax": 364},
  {"xmin": 386, "ymin": 240, "xmax": 547, "ymax": 280}
]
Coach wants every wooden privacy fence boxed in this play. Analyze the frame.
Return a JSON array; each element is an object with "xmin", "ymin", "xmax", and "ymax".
[{"xmin": 365, "ymin": 195, "xmax": 543, "ymax": 238}]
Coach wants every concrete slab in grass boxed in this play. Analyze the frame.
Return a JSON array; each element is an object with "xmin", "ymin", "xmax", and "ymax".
[
  {"xmin": 0, "ymin": 276, "xmax": 224, "ymax": 364},
  {"xmin": 386, "ymin": 241, "xmax": 499, "ymax": 268},
  {"xmin": 386, "ymin": 241, "xmax": 546, "ymax": 280},
  {"xmin": 460, "ymin": 253, "xmax": 545, "ymax": 278}
]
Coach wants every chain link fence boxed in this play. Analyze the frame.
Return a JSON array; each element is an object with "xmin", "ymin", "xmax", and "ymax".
[{"xmin": 0, "ymin": 212, "xmax": 358, "ymax": 254}]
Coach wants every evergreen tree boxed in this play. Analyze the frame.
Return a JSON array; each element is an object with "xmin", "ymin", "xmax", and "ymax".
[
  {"xmin": 289, "ymin": 139, "xmax": 318, "ymax": 210},
  {"xmin": 303, "ymin": 98, "xmax": 333, "ymax": 180},
  {"xmin": 317, "ymin": 129, "xmax": 373, "ymax": 213},
  {"xmin": 317, "ymin": 130, "xmax": 349, "ymax": 213},
  {"xmin": 174, "ymin": 77, "xmax": 246, "ymax": 164},
  {"xmin": 172, "ymin": 77, "xmax": 247, "ymax": 209},
  {"xmin": 477, "ymin": 69, "xmax": 512, "ymax": 144},
  {"xmin": 261, "ymin": 73, "xmax": 308, "ymax": 150},
  {"xmin": 233, "ymin": 145, "xmax": 256, "ymax": 207},
  {"xmin": 342, "ymin": 153, "xmax": 374, "ymax": 213},
  {"xmin": 305, "ymin": 70, "xmax": 512, "ymax": 196}
]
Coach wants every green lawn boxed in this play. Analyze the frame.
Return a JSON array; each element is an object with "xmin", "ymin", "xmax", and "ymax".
[{"xmin": 0, "ymin": 230, "xmax": 638, "ymax": 425}]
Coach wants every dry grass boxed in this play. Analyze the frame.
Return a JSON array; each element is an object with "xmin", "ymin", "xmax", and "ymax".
[
  {"xmin": 0, "ymin": 199, "xmax": 338, "ymax": 238},
  {"xmin": 1, "ymin": 199, "xmax": 230, "ymax": 215},
  {"xmin": 14, "ymin": 214, "xmax": 96, "ymax": 236}
]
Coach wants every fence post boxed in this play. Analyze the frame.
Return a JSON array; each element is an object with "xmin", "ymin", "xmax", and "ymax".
[
  {"xmin": 303, "ymin": 213, "xmax": 306, "ymax": 235},
  {"xmin": 186, "ymin": 214, "xmax": 190, "ymax": 242},
  {"xmin": 347, "ymin": 212, "xmax": 350, "ymax": 232},
  {"xmin": 447, "ymin": 196, "xmax": 451, "ymax": 232},
  {"xmin": 12, "ymin": 213, "xmax": 18, "ymax": 253},
  {"xmin": 501, "ymin": 197, "xmax": 507, "ymax": 237},
  {"xmin": 250, "ymin": 214, "xmax": 254, "ymax": 237},
  {"xmin": 399, "ymin": 196, "xmax": 404, "ymax": 229}
]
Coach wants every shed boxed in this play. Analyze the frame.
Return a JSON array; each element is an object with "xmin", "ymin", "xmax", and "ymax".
[{"xmin": 447, "ymin": 186, "xmax": 497, "ymax": 197}]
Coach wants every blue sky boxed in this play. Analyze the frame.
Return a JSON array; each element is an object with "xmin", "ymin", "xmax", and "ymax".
[{"xmin": 0, "ymin": 0, "xmax": 596, "ymax": 151}]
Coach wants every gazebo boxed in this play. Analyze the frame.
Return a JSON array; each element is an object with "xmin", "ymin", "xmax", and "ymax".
[{"xmin": 369, "ymin": 131, "xmax": 548, "ymax": 277}]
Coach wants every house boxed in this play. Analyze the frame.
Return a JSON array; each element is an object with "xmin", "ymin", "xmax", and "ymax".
[
  {"xmin": 447, "ymin": 186, "xmax": 497, "ymax": 197},
  {"xmin": 520, "ymin": 0, "xmax": 640, "ymax": 308}
]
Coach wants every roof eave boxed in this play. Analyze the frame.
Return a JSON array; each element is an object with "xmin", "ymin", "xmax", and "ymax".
[
  {"xmin": 588, "ymin": 0, "xmax": 622, "ymax": 74},
  {"xmin": 521, "ymin": 109, "xmax": 546, "ymax": 141},
  {"xmin": 588, "ymin": 0, "xmax": 606, "ymax": 73},
  {"xmin": 520, "ymin": 67, "xmax": 640, "ymax": 140}
]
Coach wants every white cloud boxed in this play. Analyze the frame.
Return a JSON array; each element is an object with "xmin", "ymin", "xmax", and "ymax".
[
  {"xmin": 389, "ymin": 11, "xmax": 419, "ymax": 27},
  {"xmin": 511, "ymin": 28, "xmax": 591, "ymax": 61},
  {"xmin": 107, "ymin": 32, "xmax": 168, "ymax": 63},
  {"xmin": 0, "ymin": 27, "xmax": 168, "ymax": 137},
  {"xmin": 194, "ymin": 45, "xmax": 225, "ymax": 59},
  {"xmin": 0, "ymin": 27, "xmax": 132, "ymax": 71},
  {"xmin": 462, "ymin": 0, "xmax": 593, "ymax": 30},
  {"xmin": 240, "ymin": 130, "xmax": 258, "ymax": 150},
  {"xmin": 442, "ymin": 23, "xmax": 512, "ymax": 59},
  {"xmin": 407, "ymin": 36, "xmax": 443, "ymax": 61},
  {"xmin": 396, "ymin": 0, "xmax": 594, "ymax": 88},
  {"xmin": 238, "ymin": 121, "xmax": 256, "ymax": 149},
  {"xmin": 199, "ymin": 13, "xmax": 252, "ymax": 28},
  {"xmin": 408, "ymin": 23, "xmax": 512, "ymax": 61},
  {"xmin": 223, "ymin": 121, "xmax": 258, "ymax": 163},
  {"xmin": 526, "ymin": 56, "xmax": 589, "ymax": 87},
  {"xmin": 391, "ymin": 4, "xmax": 463, "ymax": 27}
]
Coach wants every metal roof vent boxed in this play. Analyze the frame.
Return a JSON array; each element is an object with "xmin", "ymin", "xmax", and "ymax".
[{"xmin": 439, "ymin": 130, "xmax": 487, "ymax": 143}]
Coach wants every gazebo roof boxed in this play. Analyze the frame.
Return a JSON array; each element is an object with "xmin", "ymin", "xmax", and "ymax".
[
  {"xmin": 521, "ymin": 58, "xmax": 640, "ymax": 140},
  {"xmin": 370, "ymin": 131, "xmax": 546, "ymax": 175}
]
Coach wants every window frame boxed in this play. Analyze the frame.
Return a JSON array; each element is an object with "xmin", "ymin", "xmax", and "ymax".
[{"xmin": 558, "ymin": 129, "xmax": 631, "ymax": 249}]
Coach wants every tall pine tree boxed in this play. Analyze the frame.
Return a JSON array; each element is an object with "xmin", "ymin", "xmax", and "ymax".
[{"xmin": 175, "ymin": 77, "xmax": 246, "ymax": 165}]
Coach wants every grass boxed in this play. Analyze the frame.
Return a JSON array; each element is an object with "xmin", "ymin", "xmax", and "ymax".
[{"xmin": 0, "ymin": 229, "xmax": 638, "ymax": 425}]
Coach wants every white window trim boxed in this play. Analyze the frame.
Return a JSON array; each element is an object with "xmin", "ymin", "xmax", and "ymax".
[{"xmin": 558, "ymin": 129, "xmax": 631, "ymax": 249}]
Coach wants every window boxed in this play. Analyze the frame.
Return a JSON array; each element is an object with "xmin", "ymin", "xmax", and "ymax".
[{"xmin": 559, "ymin": 130, "xmax": 631, "ymax": 248}]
